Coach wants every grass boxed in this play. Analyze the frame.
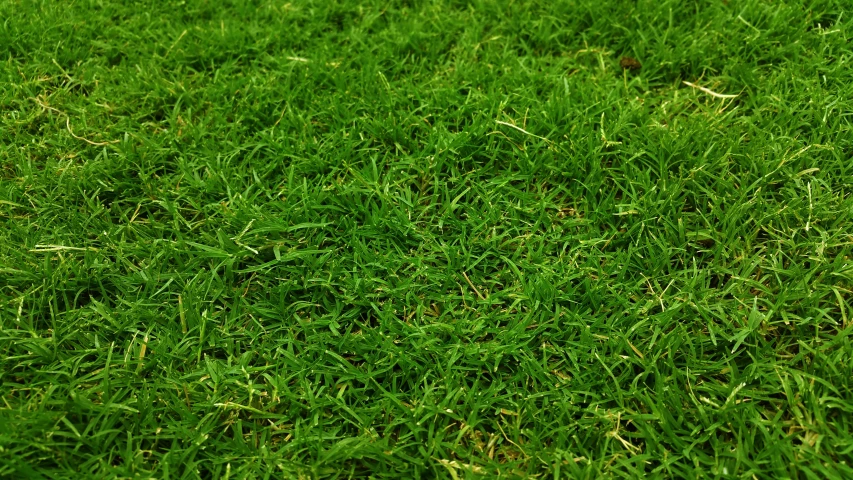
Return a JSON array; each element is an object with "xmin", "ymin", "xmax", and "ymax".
[{"xmin": 1, "ymin": 0, "xmax": 852, "ymax": 477}]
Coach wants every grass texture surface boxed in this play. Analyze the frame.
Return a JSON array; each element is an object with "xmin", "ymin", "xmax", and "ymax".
[{"xmin": 1, "ymin": 0, "xmax": 852, "ymax": 478}]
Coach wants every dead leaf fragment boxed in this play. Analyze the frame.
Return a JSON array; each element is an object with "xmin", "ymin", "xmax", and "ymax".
[{"xmin": 620, "ymin": 57, "xmax": 642, "ymax": 70}]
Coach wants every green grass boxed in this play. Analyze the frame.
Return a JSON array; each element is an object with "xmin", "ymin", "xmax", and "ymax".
[{"xmin": 1, "ymin": 0, "xmax": 852, "ymax": 477}]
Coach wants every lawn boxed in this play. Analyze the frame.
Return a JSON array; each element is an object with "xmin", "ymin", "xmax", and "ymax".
[{"xmin": 1, "ymin": 0, "xmax": 852, "ymax": 478}]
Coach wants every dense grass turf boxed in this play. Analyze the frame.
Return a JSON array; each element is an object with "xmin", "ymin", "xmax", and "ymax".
[{"xmin": 2, "ymin": 0, "xmax": 852, "ymax": 477}]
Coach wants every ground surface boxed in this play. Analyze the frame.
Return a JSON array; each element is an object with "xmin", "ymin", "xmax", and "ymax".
[{"xmin": 1, "ymin": 0, "xmax": 852, "ymax": 478}]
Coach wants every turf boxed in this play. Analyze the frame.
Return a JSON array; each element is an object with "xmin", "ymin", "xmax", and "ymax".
[{"xmin": 1, "ymin": 0, "xmax": 852, "ymax": 478}]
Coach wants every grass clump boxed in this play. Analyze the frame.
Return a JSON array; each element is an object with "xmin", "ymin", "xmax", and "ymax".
[{"xmin": 1, "ymin": 0, "xmax": 852, "ymax": 478}]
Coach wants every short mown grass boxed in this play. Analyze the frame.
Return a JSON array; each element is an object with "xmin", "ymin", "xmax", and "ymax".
[{"xmin": 1, "ymin": 0, "xmax": 852, "ymax": 478}]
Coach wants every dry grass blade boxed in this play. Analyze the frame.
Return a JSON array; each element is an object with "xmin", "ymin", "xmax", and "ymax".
[{"xmin": 682, "ymin": 81, "xmax": 740, "ymax": 99}]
